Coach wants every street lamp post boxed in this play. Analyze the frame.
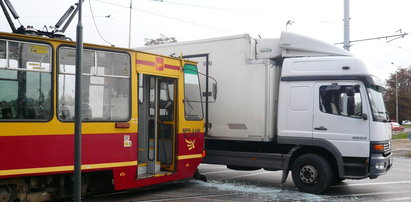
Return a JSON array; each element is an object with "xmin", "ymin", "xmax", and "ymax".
[
  {"xmin": 392, "ymin": 62, "xmax": 400, "ymax": 122},
  {"xmin": 396, "ymin": 73, "xmax": 399, "ymax": 122}
]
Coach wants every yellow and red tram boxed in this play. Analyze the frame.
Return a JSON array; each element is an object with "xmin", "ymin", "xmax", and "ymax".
[{"xmin": 0, "ymin": 31, "xmax": 205, "ymax": 201}]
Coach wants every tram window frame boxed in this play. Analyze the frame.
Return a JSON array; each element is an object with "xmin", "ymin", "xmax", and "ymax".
[
  {"xmin": 57, "ymin": 46, "xmax": 131, "ymax": 122},
  {"xmin": 183, "ymin": 64, "xmax": 204, "ymax": 121},
  {"xmin": 159, "ymin": 80, "xmax": 175, "ymax": 121},
  {"xmin": 0, "ymin": 39, "xmax": 53, "ymax": 122}
]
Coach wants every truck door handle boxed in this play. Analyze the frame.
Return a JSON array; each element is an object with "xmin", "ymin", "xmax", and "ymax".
[{"xmin": 314, "ymin": 126, "xmax": 327, "ymax": 131}]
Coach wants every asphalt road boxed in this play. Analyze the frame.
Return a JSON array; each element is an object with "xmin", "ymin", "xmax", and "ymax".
[{"xmin": 83, "ymin": 156, "xmax": 411, "ymax": 202}]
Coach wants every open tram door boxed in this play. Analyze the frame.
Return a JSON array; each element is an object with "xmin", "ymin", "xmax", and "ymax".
[{"xmin": 137, "ymin": 74, "xmax": 177, "ymax": 178}]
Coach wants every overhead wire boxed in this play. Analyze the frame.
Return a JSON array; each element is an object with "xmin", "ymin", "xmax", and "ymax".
[
  {"xmin": 388, "ymin": 44, "xmax": 411, "ymax": 53},
  {"xmin": 88, "ymin": 0, "xmax": 114, "ymax": 46},
  {"xmin": 104, "ymin": 6, "xmax": 128, "ymax": 26},
  {"xmin": 104, "ymin": 7, "xmax": 127, "ymax": 19},
  {"xmin": 105, "ymin": 15, "xmax": 127, "ymax": 26},
  {"xmin": 94, "ymin": 0, "xmax": 233, "ymax": 34},
  {"xmin": 157, "ymin": 0, "xmax": 249, "ymax": 13}
]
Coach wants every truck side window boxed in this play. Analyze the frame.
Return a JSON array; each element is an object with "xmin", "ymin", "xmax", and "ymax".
[{"xmin": 319, "ymin": 85, "xmax": 362, "ymax": 118}]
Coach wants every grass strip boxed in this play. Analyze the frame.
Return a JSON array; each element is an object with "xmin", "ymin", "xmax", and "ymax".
[{"xmin": 393, "ymin": 132, "xmax": 410, "ymax": 139}]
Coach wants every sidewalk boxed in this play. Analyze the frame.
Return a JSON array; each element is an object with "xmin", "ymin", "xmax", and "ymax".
[{"xmin": 392, "ymin": 139, "xmax": 411, "ymax": 158}]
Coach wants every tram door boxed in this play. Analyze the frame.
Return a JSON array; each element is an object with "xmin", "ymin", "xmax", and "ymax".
[{"xmin": 138, "ymin": 74, "xmax": 177, "ymax": 177}]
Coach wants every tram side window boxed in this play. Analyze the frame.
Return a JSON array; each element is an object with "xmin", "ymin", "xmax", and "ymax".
[
  {"xmin": 0, "ymin": 39, "xmax": 52, "ymax": 120},
  {"xmin": 0, "ymin": 40, "xmax": 5, "ymax": 67},
  {"xmin": 58, "ymin": 47, "xmax": 130, "ymax": 121},
  {"xmin": 183, "ymin": 64, "xmax": 203, "ymax": 120}
]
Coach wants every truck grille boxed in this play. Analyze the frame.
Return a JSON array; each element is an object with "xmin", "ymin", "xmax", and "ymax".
[
  {"xmin": 371, "ymin": 140, "xmax": 392, "ymax": 156},
  {"xmin": 383, "ymin": 141, "xmax": 391, "ymax": 156}
]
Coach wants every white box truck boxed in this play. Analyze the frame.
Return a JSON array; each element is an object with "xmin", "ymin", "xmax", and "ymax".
[{"xmin": 138, "ymin": 32, "xmax": 393, "ymax": 194}]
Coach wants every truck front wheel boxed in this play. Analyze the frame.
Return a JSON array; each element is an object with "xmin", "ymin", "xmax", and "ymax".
[{"xmin": 291, "ymin": 154, "xmax": 333, "ymax": 194}]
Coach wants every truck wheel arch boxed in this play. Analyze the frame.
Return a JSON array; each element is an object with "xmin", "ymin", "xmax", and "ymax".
[{"xmin": 281, "ymin": 137, "xmax": 345, "ymax": 179}]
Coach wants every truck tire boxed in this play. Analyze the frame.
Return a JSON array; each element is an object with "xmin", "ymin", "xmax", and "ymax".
[{"xmin": 291, "ymin": 154, "xmax": 333, "ymax": 194}]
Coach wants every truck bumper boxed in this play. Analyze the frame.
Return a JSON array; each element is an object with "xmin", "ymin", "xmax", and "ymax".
[{"xmin": 369, "ymin": 153, "xmax": 393, "ymax": 179}]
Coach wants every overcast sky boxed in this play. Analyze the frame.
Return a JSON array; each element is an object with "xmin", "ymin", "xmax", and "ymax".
[{"xmin": 1, "ymin": 0, "xmax": 410, "ymax": 82}]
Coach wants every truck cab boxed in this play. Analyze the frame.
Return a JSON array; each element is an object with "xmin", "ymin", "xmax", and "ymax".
[{"xmin": 276, "ymin": 33, "xmax": 392, "ymax": 192}]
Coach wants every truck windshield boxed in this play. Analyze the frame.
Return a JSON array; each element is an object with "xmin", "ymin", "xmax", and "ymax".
[{"xmin": 367, "ymin": 85, "xmax": 389, "ymax": 122}]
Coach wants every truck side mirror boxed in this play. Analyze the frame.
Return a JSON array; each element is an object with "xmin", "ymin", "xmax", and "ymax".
[
  {"xmin": 346, "ymin": 87, "xmax": 355, "ymax": 96},
  {"xmin": 354, "ymin": 84, "xmax": 361, "ymax": 91},
  {"xmin": 212, "ymin": 83, "xmax": 217, "ymax": 100}
]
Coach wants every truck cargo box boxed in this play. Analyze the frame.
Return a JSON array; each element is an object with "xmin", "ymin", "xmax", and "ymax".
[{"xmin": 139, "ymin": 34, "xmax": 279, "ymax": 141}]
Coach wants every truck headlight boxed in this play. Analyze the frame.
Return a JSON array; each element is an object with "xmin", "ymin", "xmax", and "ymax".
[{"xmin": 375, "ymin": 162, "xmax": 386, "ymax": 170}]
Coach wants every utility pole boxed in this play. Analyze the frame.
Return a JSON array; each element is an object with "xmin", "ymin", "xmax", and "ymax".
[
  {"xmin": 392, "ymin": 62, "xmax": 400, "ymax": 123},
  {"xmin": 74, "ymin": 0, "xmax": 83, "ymax": 201},
  {"xmin": 343, "ymin": 0, "xmax": 350, "ymax": 51},
  {"xmin": 128, "ymin": 0, "xmax": 132, "ymax": 48}
]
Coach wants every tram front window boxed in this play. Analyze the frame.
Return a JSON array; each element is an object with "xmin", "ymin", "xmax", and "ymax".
[{"xmin": 183, "ymin": 64, "xmax": 203, "ymax": 120}]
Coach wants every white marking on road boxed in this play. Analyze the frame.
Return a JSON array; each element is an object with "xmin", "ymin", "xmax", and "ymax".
[
  {"xmin": 331, "ymin": 190, "xmax": 411, "ymax": 198},
  {"xmin": 331, "ymin": 180, "xmax": 411, "ymax": 188},
  {"xmin": 388, "ymin": 197, "xmax": 411, "ymax": 201}
]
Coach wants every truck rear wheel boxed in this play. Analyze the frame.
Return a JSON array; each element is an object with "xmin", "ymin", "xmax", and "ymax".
[{"xmin": 291, "ymin": 154, "xmax": 333, "ymax": 194}]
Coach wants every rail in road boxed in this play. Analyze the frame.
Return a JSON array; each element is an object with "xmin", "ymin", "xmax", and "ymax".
[{"xmin": 82, "ymin": 157, "xmax": 411, "ymax": 201}]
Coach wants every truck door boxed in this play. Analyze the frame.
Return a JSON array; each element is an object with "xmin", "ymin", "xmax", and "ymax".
[{"xmin": 313, "ymin": 82, "xmax": 370, "ymax": 157}]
